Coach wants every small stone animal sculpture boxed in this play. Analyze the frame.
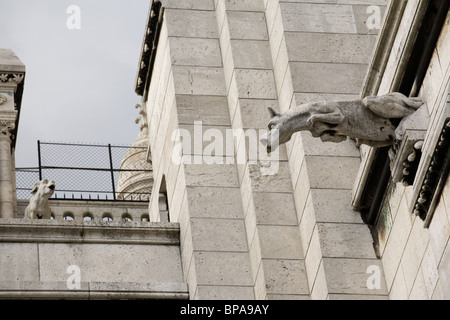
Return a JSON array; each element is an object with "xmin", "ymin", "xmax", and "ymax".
[
  {"xmin": 261, "ymin": 92, "xmax": 424, "ymax": 152},
  {"xmin": 24, "ymin": 179, "xmax": 55, "ymax": 219}
]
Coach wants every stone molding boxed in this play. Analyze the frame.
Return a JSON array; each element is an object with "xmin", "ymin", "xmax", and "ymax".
[
  {"xmin": 0, "ymin": 73, "xmax": 24, "ymax": 85},
  {"xmin": 0, "ymin": 218, "xmax": 180, "ymax": 245},
  {"xmin": 413, "ymin": 119, "xmax": 450, "ymax": 227},
  {"xmin": 0, "ymin": 281, "xmax": 188, "ymax": 300},
  {"xmin": 135, "ymin": 0, "xmax": 164, "ymax": 96}
]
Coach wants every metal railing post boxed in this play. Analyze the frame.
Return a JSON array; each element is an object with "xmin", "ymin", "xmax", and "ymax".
[
  {"xmin": 108, "ymin": 144, "xmax": 116, "ymax": 200},
  {"xmin": 37, "ymin": 140, "xmax": 42, "ymax": 180}
]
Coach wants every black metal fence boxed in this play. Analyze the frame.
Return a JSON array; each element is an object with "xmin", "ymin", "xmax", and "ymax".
[{"xmin": 16, "ymin": 141, "xmax": 152, "ymax": 202}]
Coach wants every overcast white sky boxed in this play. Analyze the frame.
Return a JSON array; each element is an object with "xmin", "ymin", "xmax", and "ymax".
[{"xmin": 0, "ymin": 0, "xmax": 150, "ymax": 167}]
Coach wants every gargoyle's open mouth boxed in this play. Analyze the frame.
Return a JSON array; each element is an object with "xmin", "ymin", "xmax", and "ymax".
[{"xmin": 48, "ymin": 185, "xmax": 55, "ymax": 191}]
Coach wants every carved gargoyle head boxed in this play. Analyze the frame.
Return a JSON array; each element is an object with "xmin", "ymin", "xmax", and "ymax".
[{"xmin": 31, "ymin": 179, "xmax": 56, "ymax": 198}]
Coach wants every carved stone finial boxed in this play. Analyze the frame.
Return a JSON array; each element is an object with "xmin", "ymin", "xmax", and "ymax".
[{"xmin": 261, "ymin": 92, "xmax": 425, "ymax": 152}]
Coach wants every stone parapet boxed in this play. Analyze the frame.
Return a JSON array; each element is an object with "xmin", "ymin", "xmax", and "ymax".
[{"xmin": 0, "ymin": 218, "xmax": 186, "ymax": 299}]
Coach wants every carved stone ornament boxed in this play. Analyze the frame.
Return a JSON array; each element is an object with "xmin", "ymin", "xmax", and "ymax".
[
  {"xmin": 0, "ymin": 120, "xmax": 15, "ymax": 139},
  {"xmin": 0, "ymin": 73, "xmax": 24, "ymax": 84},
  {"xmin": 413, "ymin": 119, "xmax": 450, "ymax": 227},
  {"xmin": 0, "ymin": 93, "xmax": 6, "ymax": 105},
  {"xmin": 261, "ymin": 92, "xmax": 425, "ymax": 152}
]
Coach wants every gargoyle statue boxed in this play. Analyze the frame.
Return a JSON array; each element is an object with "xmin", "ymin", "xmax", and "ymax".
[
  {"xmin": 24, "ymin": 179, "xmax": 55, "ymax": 219},
  {"xmin": 260, "ymin": 92, "xmax": 424, "ymax": 153}
]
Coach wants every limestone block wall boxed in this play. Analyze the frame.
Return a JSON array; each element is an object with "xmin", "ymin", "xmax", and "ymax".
[
  {"xmin": 215, "ymin": 0, "xmax": 307, "ymax": 299},
  {"xmin": 374, "ymin": 7, "xmax": 450, "ymax": 299},
  {"xmin": 143, "ymin": 0, "xmax": 395, "ymax": 300},
  {"xmin": 146, "ymin": 0, "xmax": 255, "ymax": 299},
  {"xmin": 265, "ymin": 0, "xmax": 390, "ymax": 299}
]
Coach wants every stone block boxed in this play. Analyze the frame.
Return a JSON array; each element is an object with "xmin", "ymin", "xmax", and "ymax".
[
  {"xmin": 224, "ymin": 0, "xmax": 265, "ymax": 12},
  {"xmin": 304, "ymin": 227, "xmax": 322, "ymax": 289},
  {"xmin": 237, "ymin": 99, "xmax": 279, "ymax": 129},
  {"xmin": 247, "ymin": 161, "xmax": 293, "ymax": 193},
  {"xmin": 163, "ymin": 0, "xmax": 214, "ymax": 10},
  {"xmin": 186, "ymin": 186, "xmax": 244, "ymax": 219},
  {"xmin": 184, "ymin": 162, "xmax": 239, "ymax": 187},
  {"xmin": 303, "ymin": 155, "xmax": 361, "ymax": 189},
  {"xmin": 262, "ymin": 259, "xmax": 309, "ymax": 295},
  {"xmin": 299, "ymin": 194, "xmax": 316, "ymax": 254},
  {"xmin": 382, "ymin": 196, "xmax": 413, "ymax": 288},
  {"xmin": 317, "ymin": 223, "xmax": 377, "ymax": 259},
  {"xmin": 169, "ymin": 37, "xmax": 222, "ymax": 67},
  {"xmin": 227, "ymin": 11, "xmax": 268, "ymax": 40},
  {"xmin": 165, "ymin": 9, "xmax": 219, "ymax": 38},
  {"xmin": 190, "ymin": 218, "xmax": 248, "ymax": 252},
  {"xmin": 37, "ymin": 243, "xmax": 183, "ymax": 284},
  {"xmin": 193, "ymin": 251, "xmax": 253, "ymax": 286},
  {"xmin": 234, "ymin": 69, "xmax": 277, "ymax": 99},
  {"xmin": 0, "ymin": 243, "xmax": 39, "ymax": 282},
  {"xmin": 408, "ymin": 268, "xmax": 428, "ymax": 299},
  {"xmin": 195, "ymin": 285, "xmax": 255, "ymax": 299},
  {"xmin": 230, "ymin": 40, "xmax": 272, "ymax": 69},
  {"xmin": 280, "ymin": 3, "xmax": 356, "ymax": 34},
  {"xmin": 401, "ymin": 216, "xmax": 430, "ymax": 294},
  {"xmin": 172, "ymin": 66, "xmax": 227, "ymax": 96},
  {"xmin": 252, "ymin": 192, "xmax": 298, "ymax": 225},
  {"xmin": 310, "ymin": 261, "xmax": 328, "ymax": 300},
  {"xmin": 176, "ymin": 94, "xmax": 230, "ymax": 126},
  {"xmin": 421, "ymin": 244, "xmax": 439, "ymax": 299},
  {"xmin": 310, "ymin": 189, "xmax": 364, "ymax": 224},
  {"xmin": 285, "ymin": 32, "xmax": 377, "ymax": 64},
  {"xmin": 257, "ymin": 225, "xmax": 303, "ymax": 259},
  {"xmin": 290, "ymin": 62, "xmax": 368, "ymax": 94},
  {"xmin": 322, "ymin": 258, "xmax": 387, "ymax": 295}
]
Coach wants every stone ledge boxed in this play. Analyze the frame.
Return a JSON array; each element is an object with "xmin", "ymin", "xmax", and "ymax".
[
  {"xmin": 0, "ymin": 219, "xmax": 180, "ymax": 245},
  {"xmin": 0, "ymin": 281, "xmax": 188, "ymax": 300}
]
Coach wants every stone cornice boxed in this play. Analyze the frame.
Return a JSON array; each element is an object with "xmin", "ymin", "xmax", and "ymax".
[
  {"xmin": 0, "ymin": 218, "xmax": 180, "ymax": 245},
  {"xmin": 134, "ymin": 0, "xmax": 164, "ymax": 97},
  {"xmin": 413, "ymin": 119, "xmax": 450, "ymax": 227}
]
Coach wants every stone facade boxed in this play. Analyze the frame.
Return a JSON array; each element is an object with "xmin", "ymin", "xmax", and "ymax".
[{"xmin": 1, "ymin": 0, "xmax": 449, "ymax": 300}]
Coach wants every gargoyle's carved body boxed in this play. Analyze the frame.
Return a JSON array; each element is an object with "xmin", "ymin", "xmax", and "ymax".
[
  {"xmin": 261, "ymin": 92, "xmax": 424, "ymax": 152},
  {"xmin": 24, "ymin": 179, "xmax": 55, "ymax": 219}
]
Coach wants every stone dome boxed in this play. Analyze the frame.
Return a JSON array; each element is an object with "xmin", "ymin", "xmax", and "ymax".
[{"xmin": 116, "ymin": 103, "xmax": 153, "ymax": 201}]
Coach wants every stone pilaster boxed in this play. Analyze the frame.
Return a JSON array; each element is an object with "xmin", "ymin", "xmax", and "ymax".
[
  {"xmin": 0, "ymin": 49, "xmax": 25, "ymax": 218},
  {"xmin": 0, "ymin": 117, "xmax": 16, "ymax": 217}
]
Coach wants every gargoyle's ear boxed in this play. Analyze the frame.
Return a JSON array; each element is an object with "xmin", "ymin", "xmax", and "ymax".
[
  {"xmin": 268, "ymin": 107, "xmax": 279, "ymax": 118},
  {"xmin": 31, "ymin": 181, "xmax": 41, "ymax": 194}
]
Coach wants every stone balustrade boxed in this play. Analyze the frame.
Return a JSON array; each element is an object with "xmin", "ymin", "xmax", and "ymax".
[{"xmin": 16, "ymin": 199, "xmax": 150, "ymax": 222}]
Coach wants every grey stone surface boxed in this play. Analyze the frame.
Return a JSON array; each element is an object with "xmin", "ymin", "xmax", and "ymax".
[{"xmin": 0, "ymin": 49, "xmax": 26, "ymax": 72}]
